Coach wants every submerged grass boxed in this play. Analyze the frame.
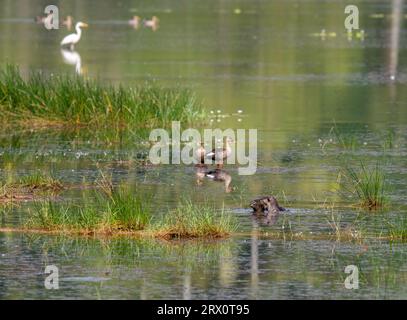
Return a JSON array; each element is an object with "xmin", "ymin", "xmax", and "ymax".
[
  {"xmin": 152, "ymin": 200, "xmax": 238, "ymax": 239},
  {"xmin": 0, "ymin": 65, "xmax": 206, "ymax": 130},
  {"xmin": 340, "ymin": 161, "xmax": 388, "ymax": 210}
]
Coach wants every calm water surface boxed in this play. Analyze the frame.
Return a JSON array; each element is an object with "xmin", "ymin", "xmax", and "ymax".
[{"xmin": 0, "ymin": 0, "xmax": 406, "ymax": 299}]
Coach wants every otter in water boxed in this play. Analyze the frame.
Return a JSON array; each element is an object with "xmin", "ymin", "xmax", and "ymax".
[{"xmin": 250, "ymin": 196, "xmax": 285, "ymax": 215}]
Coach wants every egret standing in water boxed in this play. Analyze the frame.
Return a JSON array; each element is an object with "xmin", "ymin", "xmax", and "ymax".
[{"xmin": 61, "ymin": 22, "xmax": 88, "ymax": 50}]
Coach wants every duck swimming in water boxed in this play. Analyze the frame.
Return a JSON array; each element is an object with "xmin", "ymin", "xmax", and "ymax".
[{"xmin": 250, "ymin": 196, "xmax": 285, "ymax": 215}]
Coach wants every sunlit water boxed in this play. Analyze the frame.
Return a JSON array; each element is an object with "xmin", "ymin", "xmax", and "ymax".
[{"xmin": 0, "ymin": 0, "xmax": 406, "ymax": 299}]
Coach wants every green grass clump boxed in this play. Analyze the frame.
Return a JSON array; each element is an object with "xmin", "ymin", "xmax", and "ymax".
[
  {"xmin": 15, "ymin": 172, "xmax": 63, "ymax": 191},
  {"xmin": 102, "ymin": 187, "xmax": 151, "ymax": 231},
  {"xmin": 386, "ymin": 216, "xmax": 407, "ymax": 241},
  {"xmin": 25, "ymin": 195, "xmax": 236, "ymax": 239},
  {"xmin": 26, "ymin": 186, "xmax": 151, "ymax": 234},
  {"xmin": 152, "ymin": 200, "xmax": 238, "ymax": 239},
  {"xmin": 341, "ymin": 161, "xmax": 388, "ymax": 209},
  {"xmin": 0, "ymin": 65, "xmax": 205, "ymax": 130},
  {"xmin": 0, "ymin": 172, "xmax": 63, "ymax": 202}
]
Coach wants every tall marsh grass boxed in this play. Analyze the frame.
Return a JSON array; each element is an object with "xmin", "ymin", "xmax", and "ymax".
[
  {"xmin": 341, "ymin": 161, "xmax": 388, "ymax": 209},
  {"xmin": 0, "ymin": 65, "xmax": 205, "ymax": 129}
]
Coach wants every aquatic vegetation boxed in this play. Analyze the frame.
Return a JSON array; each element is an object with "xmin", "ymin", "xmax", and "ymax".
[
  {"xmin": 326, "ymin": 209, "xmax": 364, "ymax": 242},
  {"xmin": 386, "ymin": 216, "xmax": 407, "ymax": 241},
  {"xmin": 0, "ymin": 65, "xmax": 206, "ymax": 131},
  {"xmin": 14, "ymin": 172, "xmax": 63, "ymax": 191},
  {"xmin": 329, "ymin": 124, "xmax": 358, "ymax": 151},
  {"xmin": 23, "ymin": 174, "xmax": 236, "ymax": 238},
  {"xmin": 0, "ymin": 171, "xmax": 63, "ymax": 203},
  {"xmin": 152, "ymin": 200, "xmax": 238, "ymax": 239},
  {"xmin": 26, "ymin": 186, "xmax": 151, "ymax": 234},
  {"xmin": 340, "ymin": 161, "xmax": 388, "ymax": 209}
]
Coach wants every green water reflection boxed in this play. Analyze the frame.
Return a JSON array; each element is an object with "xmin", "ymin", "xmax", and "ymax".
[{"xmin": 0, "ymin": 0, "xmax": 406, "ymax": 299}]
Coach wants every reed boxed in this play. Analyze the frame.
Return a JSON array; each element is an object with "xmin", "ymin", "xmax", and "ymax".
[
  {"xmin": 340, "ymin": 161, "xmax": 387, "ymax": 209},
  {"xmin": 0, "ymin": 65, "xmax": 206, "ymax": 130}
]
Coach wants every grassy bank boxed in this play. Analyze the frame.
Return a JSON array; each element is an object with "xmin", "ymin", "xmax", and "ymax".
[{"xmin": 0, "ymin": 65, "xmax": 206, "ymax": 130}]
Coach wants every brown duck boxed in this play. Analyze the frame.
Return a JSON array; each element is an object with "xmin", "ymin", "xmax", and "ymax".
[
  {"xmin": 205, "ymin": 137, "xmax": 234, "ymax": 168},
  {"xmin": 250, "ymin": 196, "xmax": 285, "ymax": 215},
  {"xmin": 143, "ymin": 16, "xmax": 159, "ymax": 31},
  {"xmin": 129, "ymin": 16, "xmax": 141, "ymax": 29},
  {"xmin": 195, "ymin": 142, "xmax": 206, "ymax": 165}
]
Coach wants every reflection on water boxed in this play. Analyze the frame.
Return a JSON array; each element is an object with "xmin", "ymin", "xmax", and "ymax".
[
  {"xmin": 61, "ymin": 48, "xmax": 82, "ymax": 75},
  {"xmin": 0, "ymin": 0, "xmax": 406, "ymax": 299},
  {"xmin": 205, "ymin": 168, "xmax": 233, "ymax": 193},
  {"xmin": 0, "ymin": 234, "xmax": 405, "ymax": 299}
]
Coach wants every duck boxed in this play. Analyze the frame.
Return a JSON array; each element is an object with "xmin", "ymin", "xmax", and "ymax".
[
  {"xmin": 36, "ymin": 12, "xmax": 54, "ymax": 26},
  {"xmin": 205, "ymin": 137, "xmax": 234, "ymax": 168},
  {"xmin": 129, "ymin": 16, "xmax": 141, "ymax": 29},
  {"xmin": 205, "ymin": 169, "xmax": 233, "ymax": 193},
  {"xmin": 250, "ymin": 196, "xmax": 285, "ymax": 215},
  {"xmin": 60, "ymin": 22, "xmax": 89, "ymax": 50},
  {"xmin": 62, "ymin": 16, "xmax": 73, "ymax": 30},
  {"xmin": 143, "ymin": 16, "xmax": 159, "ymax": 31},
  {"xmin": 195, "ymin": 142, "xmax": 206, "ymax": 165}
]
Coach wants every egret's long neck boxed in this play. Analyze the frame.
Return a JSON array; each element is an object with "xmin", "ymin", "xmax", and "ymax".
[{"xmin": 76, "ymin": 25, "xmax": 82, "ymax": 38}]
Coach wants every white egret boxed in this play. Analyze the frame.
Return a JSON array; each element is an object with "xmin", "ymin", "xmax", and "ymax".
[{"xmin": 61, "ymin": 22, "xmax": 88, "ymax": 50}]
